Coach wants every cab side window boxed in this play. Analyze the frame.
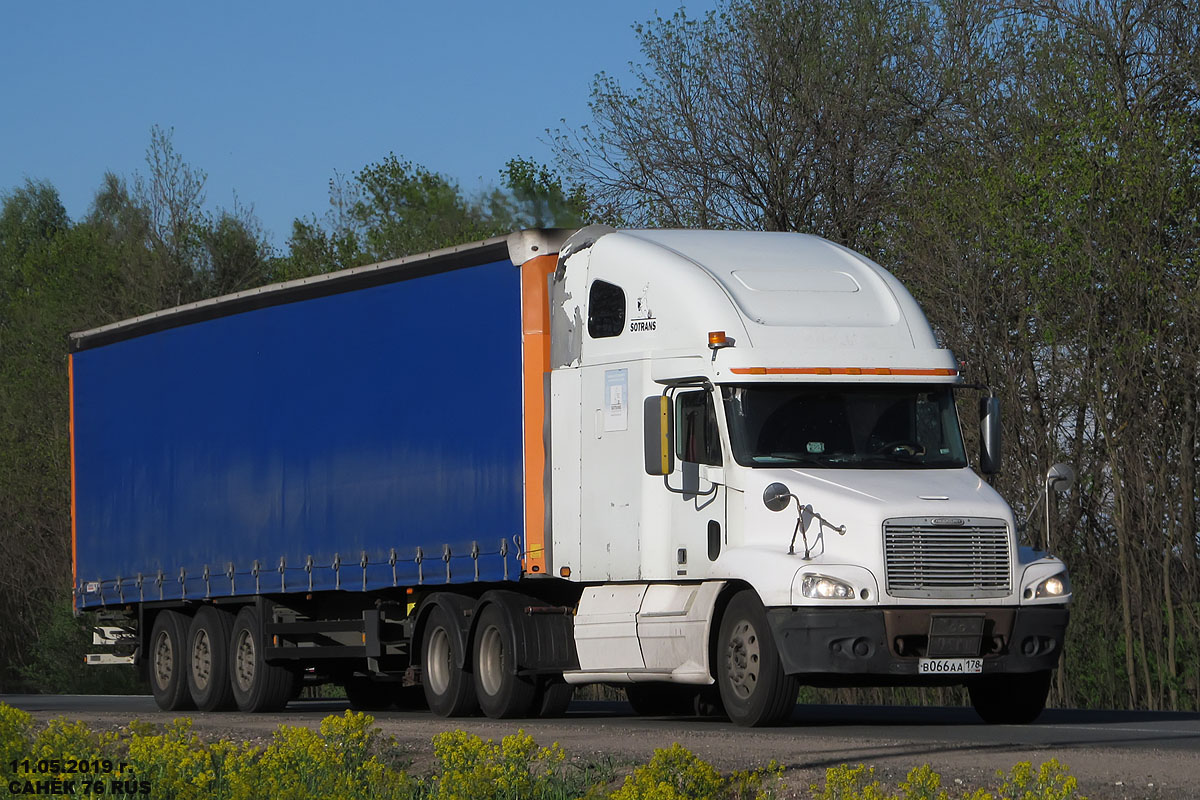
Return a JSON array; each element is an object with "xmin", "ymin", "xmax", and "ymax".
[
  {"xmin": 587, "ymin": 280, "xmax": 625, "ymax": 339},
  {"xmin": 676, "ymin": 391, "xmax": 722, "ymax": 466}
]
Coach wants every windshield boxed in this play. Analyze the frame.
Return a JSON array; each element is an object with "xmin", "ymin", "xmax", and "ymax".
[{"xmin": 721, "ymin": 383, "xmax": 967, "ymax": 469}]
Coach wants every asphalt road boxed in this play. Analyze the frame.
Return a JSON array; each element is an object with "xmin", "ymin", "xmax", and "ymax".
[{"xmin": 3, "ymin": 695, "xmax": 1198, "ymax": 799}]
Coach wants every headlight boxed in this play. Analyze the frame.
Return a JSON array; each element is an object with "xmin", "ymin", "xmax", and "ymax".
[
  {"xmin": 1033, "ymin": 572, "xmax": 1070, "ymax": 599},
  {"xmin": 801, "ymin": 574, "xmax": 855, "ymax": 600}
]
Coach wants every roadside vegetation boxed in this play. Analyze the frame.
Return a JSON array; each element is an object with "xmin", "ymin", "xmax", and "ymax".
[
  {"xmin": 0, "ymin": 703, "xmax": 1084, "ymax": 800},
  {"xmin": 2, "ymin": 0, "xmax": 1197, "ymax": 713}
]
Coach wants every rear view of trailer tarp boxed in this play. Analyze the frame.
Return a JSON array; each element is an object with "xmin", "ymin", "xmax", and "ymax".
[{"xmin": 70, "ymin": 238, "xmax": 526, "ymax": 609}]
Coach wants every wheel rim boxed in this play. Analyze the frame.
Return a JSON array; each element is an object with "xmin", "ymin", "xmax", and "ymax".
[
  {"xmin": 426, "ymin": 626, "xmax": 452, "ymax": 696},
  {"xmin": 478, "ymin": 625, "xmax": 504, "ymax": 697},
  {"xmin": 152, "ymin": 628, "xmax": 173, "ymax": 690},
  {"xmin": 192, "ymin": 629, "xmax": 212, "ymax": 691},
  {"xmin": 234, "ymin": 629, "xmax": 256, "ymax": 693},
  {"xmin": 725, "ymin": 619, "xmax": 760, "ymax": 700}
]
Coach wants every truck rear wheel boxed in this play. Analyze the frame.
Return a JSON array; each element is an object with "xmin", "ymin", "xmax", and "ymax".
[
  {"xmin": 186, "ymin": 607, "xmax": 236, "ymax": 711},
  {"xmin": 534, "ymin": 678, "xmax": 574, "ymax": 718},
  {"xmin": 230, "ymin": 607, "xmax": 295, "ymax": 712},
  {"xmin": 421, "ymin": 604, "xmax": 478, "ymax": 717},
  {"xmin": 969, "ymin": 670, "xmax": 1051, "ymax": 724},
  {"xmin": 716, "ymin": 591, "xmax": 798, "ymax": 727},
  {"xmin": 149, "ymin": 611, "xmax": 195, "ymax": 711},
  {"xmin": 473, "ymin": 604, "xmax": 537, "ymax": 718}
]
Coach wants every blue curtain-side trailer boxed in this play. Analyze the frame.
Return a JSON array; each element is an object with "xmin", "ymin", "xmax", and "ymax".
[{"xmin": 70, "ymin": 232, "xmax": 578, "ymax": 714}]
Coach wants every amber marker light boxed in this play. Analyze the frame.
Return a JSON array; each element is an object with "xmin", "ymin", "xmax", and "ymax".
[
  {"xmin": 708, "ymin": 331, "xmax": 729, "ymax": 349},
  {"xmin": 560, "ymin": 566, "xmax": 572, "ymax": 578}
]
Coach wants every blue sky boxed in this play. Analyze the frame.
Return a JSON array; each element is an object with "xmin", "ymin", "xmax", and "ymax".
[{"xmin": 1, "ymin": 2, "xmax": 711, "ymax": 247}]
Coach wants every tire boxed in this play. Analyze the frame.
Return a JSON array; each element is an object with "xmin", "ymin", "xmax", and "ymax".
[
  {"xmin": 472, "ymin": 604, "xmax": 538, "ymax": 718},
  {"xmin": 343, "ymin": 677, "xmax": 394, "ymax": 711},
  {"xmin": 229, "ymin": 607, "xmax": 295, "ymax": 712},
  {"xmin": 969, "ymin": 670, "xmax": 1051, "ymax": 724},
  {"xmin": 148, "ymin": 611, "xmax": 195, "ymax": 712},
  {"xmin": 534, "ymin": 677, "xmax": 575, "ymax": 718},
  {"xmin": 625, "ymin": 683, "xmax": 700, "ymax": 716},
  {"xmin": 421, "ymin": 604, "xmax": 478, "ymax": 717},
  {"xmin": 716, "ymin": 591, "xmax": 798, "ymax": 727},
  {"xmin": 186, "ymin": 606, "xmax": 237, "ymax": 711}
]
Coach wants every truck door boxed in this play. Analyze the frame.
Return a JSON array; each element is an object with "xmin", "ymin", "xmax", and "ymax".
[{"xmin": 668, "ymin": 388, "xmax": 726, "ymax": 579}]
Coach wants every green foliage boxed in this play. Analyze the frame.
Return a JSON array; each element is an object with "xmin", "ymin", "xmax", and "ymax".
[
  {"xmin": 0, "ymin": 704, "xmax": 34, "ymax": 768},
  {"xmin": 809, "ymin": 761, "xmax": 1085, "ymax": 800},
  {"xmin": 429, "ymin": 729, "xmax": 568, "ymax": 800},
  {"xmin": 499, "ymin": 157, "xmax": 589, "ymax": 229},
  {"xmin": 286, "ymin": 153, "xmax": 590, "ymax": 274},
  {"xmin": 0, "ymin": 129, "xmax": 273, "ymax": 693},
  {"xmin": 0, "ymin": 708, "xmax": 1089, "ymax": 800},
  {"xmin": 17, "ymin": 603, "xmax": 145, "ymax": 695},
  {"xmin": 612, "ymin": 743, "xmax": 782, "ymax": 800}
]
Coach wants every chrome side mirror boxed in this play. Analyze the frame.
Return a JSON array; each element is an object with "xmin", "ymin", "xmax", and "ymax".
[
  {"xmin": 979, "ymin": 396, "xmax": 1002, "ymax": 475},
  {"xmin": 763, "ymin": 482, "xmax": 792, "ymax": 512},
  {"xmin": 1047, "ymin": 463, "xmax": 1075, "ymax": 493}
]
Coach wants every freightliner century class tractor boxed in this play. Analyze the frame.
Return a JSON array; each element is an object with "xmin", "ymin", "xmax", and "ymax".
[{"xmin": 71, "ymin": 227, "xmax": 1071, "ymax": 726}]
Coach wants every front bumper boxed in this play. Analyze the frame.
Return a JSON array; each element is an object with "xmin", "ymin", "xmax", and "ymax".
[{"xmin": 767, "ymin": 605, "xmax": 1068, "ymax": 680}]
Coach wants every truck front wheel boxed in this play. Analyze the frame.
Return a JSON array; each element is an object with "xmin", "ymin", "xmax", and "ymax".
[
  {"xmin": 716, "ymin": 591, "xmax": 798, "ymax": 727},
  {"xmin": 229, "ymin": 607, "xmax": 295, "ymax": 712},
  {"xmin": 969, "ymin": 670, "xmax": 1051, "ymax": 724},
  {"xmin": 421, "ymin": 604, "xmax": 478, "ymax": 717},
  {"xmin": 186, "ymin": 607, "xmax": 236, "ymax": 711},
  {"xmin": 473, "ymin": 604, "xmax": 537, "ymax": 718},
  {"xmin": 148, "ymin": 611, "xmax": 195, "ymax": 712}
]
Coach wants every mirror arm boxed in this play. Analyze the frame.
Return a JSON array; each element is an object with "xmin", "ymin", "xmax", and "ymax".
[{"xmin": 662, "ymin": 473, "xmax": 718, "ymax": 497}]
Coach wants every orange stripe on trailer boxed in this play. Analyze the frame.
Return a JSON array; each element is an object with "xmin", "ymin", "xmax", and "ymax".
[
  {"xmin": 729, "ymin": 367, "xmax": 958, "ymax": 377},
  {"xmin": 69, "ymin": 353, "xmax": 79, "ymax": 612},
  {"xmin": 519, "ymin": 254, "xmax": 557, "ymax": 576}
]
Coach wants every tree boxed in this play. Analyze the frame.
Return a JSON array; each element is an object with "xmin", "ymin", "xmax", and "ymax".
[
  {"xmin": 558, "ymin": 0, "xmax": 1200, "ymax": 711},
  {"xmin": 553, "ymin": 0, "xmax": 947, "ymax": 248},
  {"xmin": 287, "ymin": 155, "xmax": 590, "ymax": 275}
]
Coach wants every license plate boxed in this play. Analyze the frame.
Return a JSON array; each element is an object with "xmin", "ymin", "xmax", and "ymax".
[{"xmin": 919, "ymin": 658, "xmax": 983, "ymax": 674}]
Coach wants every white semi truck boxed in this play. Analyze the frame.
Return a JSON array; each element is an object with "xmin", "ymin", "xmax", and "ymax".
[{"xmin": 73, "ymin": 227, "xmax": 1070, "ymax": 726}]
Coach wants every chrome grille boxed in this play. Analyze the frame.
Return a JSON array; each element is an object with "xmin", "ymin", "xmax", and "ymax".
[{"xmin": 884, "ymin": 517, "xmax": 1011, "ymax": 598}]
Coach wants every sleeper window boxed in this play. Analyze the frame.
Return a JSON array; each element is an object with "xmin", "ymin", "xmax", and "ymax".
[{"xmin": 587, "ymin": 280, "xmax": 626, "ymax": 339}]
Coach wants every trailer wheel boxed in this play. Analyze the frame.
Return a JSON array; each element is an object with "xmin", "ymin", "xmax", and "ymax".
[
  {"xmin": 229, "ymin": 607, "xmax": 295, "ymax": 712},
  {"xmin": 148, "ymin": 611, "xmax": 195, "ymax": 712},
  {"xmin": 473, "ymin": 604, "xmax": 538, "ymax": 718},
  {"xmin": 969, "ymin": 670, "xmax": 1051, "ymax": 724},
  {"xmin": 716, "ymin": 591, "xmax": 798, "ymax": 727},
  {"xmin": 186, "ymin": 607, "xmax": 237, "ymax": 711},
  {"xmin": 421, "ymin": 604, "xmax": 478, "ymax": 717}
]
